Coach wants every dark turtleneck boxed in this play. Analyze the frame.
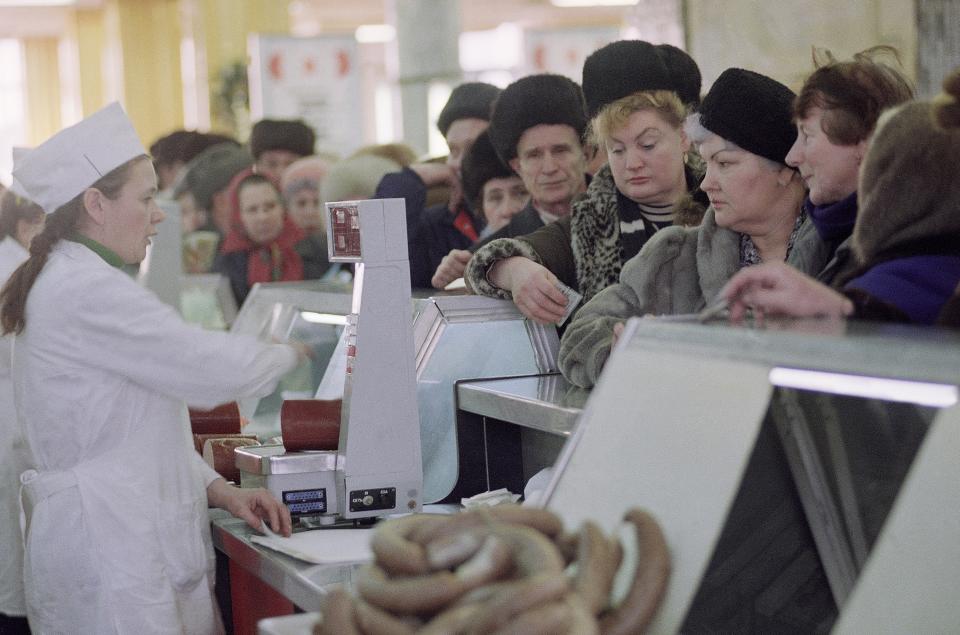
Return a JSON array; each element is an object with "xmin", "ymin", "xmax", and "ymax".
[{"xmin": 806, "ymin": 191, "xmax": 858, "ymax": 243}]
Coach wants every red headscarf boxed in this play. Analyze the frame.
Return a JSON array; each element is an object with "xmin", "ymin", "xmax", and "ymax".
[{"xmin": 219, "ymin": 169, "xmax": 306, "ymax": 286}]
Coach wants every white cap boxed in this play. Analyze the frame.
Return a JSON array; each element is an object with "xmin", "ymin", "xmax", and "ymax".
[
  {"xmin": 9, "ymin": 147, "xmax": 31, "ymax": 200},
  {"xmin": 12, "ymin": 102, "xmax": 146, "ymax": 214}
]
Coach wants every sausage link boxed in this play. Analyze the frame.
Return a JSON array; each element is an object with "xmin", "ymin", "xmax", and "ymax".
[
  {"xmin": 314, "ymin": 588, "xmax": 360, "ymax": 635},
  {"xmin": 454, "ymin": 535, "xmax": 513, "ymax": 587},
  {"xmin": 357, "ymin": 564, "xmax": 468, "ymax": 615},
  {"xmin": 487, "ymin": 600, "xmax": 573, "ymax": 635},
  {"xmin": 573, "ymin": 521, "xmax": 622, "ymax": 615},
  {"xmin": 352, "ymin": 598, "xmax": 419, "ymax": 635},
  {"xmin": 465, "ymin": 573, "xmax": 569, "ymax": 634},
  {"xmin": 370, "ymin": 514, "xmax": 446, "ymax": 576},
  {"xmin": 599, "ymin": 509, "xmax": 670, "ymax": 635},
  {"xmin": 417, "ymin": 603, "xmax": 484, "ymax": 635},
  {"xmin": 411, "ymin": 505, "xmax": 563, "ymax": 545}
]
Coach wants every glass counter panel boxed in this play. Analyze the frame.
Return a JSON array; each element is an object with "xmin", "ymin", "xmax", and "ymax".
[{"xmin": 769, "ymin": 388, "xmax": 935, "ymax": 585}]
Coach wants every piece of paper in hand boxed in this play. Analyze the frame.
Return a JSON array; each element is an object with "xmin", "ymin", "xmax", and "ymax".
[{"xmin": 555, "ymin": 281, "xmax": 583, "ymax": 327}]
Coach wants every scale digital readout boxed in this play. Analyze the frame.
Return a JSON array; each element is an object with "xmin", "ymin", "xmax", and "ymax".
[
  {"xmin": 282, "ymin": 488, "xmax": 327, "ymax": 515},
  {"xmin": 328, "ymin": 204, "xmax": 362, "ymax": 261}
]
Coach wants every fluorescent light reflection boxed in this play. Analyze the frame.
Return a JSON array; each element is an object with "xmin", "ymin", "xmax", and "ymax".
[
  {"xmin": 769, "ymin": 367, "xmax": 958, "ymax": 408},
  {"xmin": 299, "ymin": 311, "xmax": 347, "ymax": 326}
]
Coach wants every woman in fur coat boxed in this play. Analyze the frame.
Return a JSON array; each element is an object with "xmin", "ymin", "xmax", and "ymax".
[
  {"xmin": 465, "ymin": 41, "xmax": 707, "ymax": 324},
  {"xmin": 560, "ymin": 68, "xmax": 833, "ymax": 388},
  {"xmin": 722, "ymin": 67, "xmax": 960, "ymax": 327}
]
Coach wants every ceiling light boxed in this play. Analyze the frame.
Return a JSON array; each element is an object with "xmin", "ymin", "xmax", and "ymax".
[
  {"xmin": 0, "ymin": 0, "xmax": 75, "ymax": 6},
  {"xmin": 355, "ymin": 24, "xmax": 395, "ymax": 44},
  {"xmin": 550, "ymin": 0, "xmax": 637, "ymax": 6}
]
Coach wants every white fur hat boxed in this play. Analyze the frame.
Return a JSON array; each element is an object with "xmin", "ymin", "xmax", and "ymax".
[{"xmin": 12, "ymin": 102, "xmax": 146, "ymax": 214}]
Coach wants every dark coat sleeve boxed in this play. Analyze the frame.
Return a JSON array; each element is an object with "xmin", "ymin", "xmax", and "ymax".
[
  {"xmin": 844, "ymin": 288, "xmax": 912, "ymax": 323},
  {"xmin": 213, "ymin": 251, "xmax": 250, "ymax": 307},
  {"xmin": 409, "ymin": 204, "xmax": 475, "ymax": 289},
  {"xmin": 375, "ymin": 167, "xmax": 427, "ymax": 240},
  {"xmin": 296, "ymin": 235, "xmax": 333, "ymax": 281},
  {"xmin": 936, "ymin": 287, "xmax": 960, "ymax": 328},
  {"xmin": 518, "ymin": 215, "xmax": 577, "ymax": 290}
]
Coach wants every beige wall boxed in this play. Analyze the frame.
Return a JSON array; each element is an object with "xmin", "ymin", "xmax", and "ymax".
[{"xmin": 686, "ymin": 0, "xmax": 917, "ymax": 92}]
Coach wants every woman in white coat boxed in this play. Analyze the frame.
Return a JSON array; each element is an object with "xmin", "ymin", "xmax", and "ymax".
[
  {"xmin": 5, "ymin": 103, "xmax": 299, "ymax": 634},
  {"xmin": 0, "ymin": 189, "xmax": 44, "ymax": 634}
]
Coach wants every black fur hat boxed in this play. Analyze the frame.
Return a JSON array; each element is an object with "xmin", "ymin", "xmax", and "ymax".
[
  {"xmin": 436, "ymin": 82, "xmax": 502, "ymax": 137},
  {"xmin": 657, "ymin": 44, "xmax": 702, "ymax": 107},
  {"xmin": 488, "ymin": 74, "xmax": 588, "ymax": 163},
  {"xmin": 249, "ymin": 119, "xmax": 315, "ymax": 159},
  {"xmin": 697, "ymin": 68, "xmax": 797, "ymax": 164},
  {"xmin": 582, "ymin": 40, "xmax": 669, "ymax": 118},
  {"xmin": 461, "ymin": 130, "xmax": 515, "ymax": 210}
]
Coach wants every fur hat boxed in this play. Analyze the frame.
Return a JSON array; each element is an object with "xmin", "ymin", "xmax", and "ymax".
[
  {"xmin": 249, "ymin": 119, "xmax": 316, "ymax": 159},
  {"xmin": 697, "ymin": 68, "xmax": 796, "ymax": 164},
  {"xmin": 582, "ymin": 40, "xmax": 689, "ymax": 118},
  {"xmin": 461, "ymin": 130, "xmax": 515, "ymax": 211},
  {"xmin": 174, "ymin": 142, "xmax": 253, "ymax": 211},
  {"xmin": 280, "ymin": 156, "xmax": 331, "ymax": 201},
  {"xmin": 436, "ymin": 82, "xmax": 501, "ymax": 137},
  {"xmin": 854, "ymin": 82, "xmax": 960, "ymax": 264},
  {"xmin": 488, "ymin": 74, "xmax": 588, "ymax": 163},
  {"xmin": 657, "ymin": 44, "xmax": 702, "ymax": 107},
  {"xmin": 321, "ymin": 154, "xmax": 400, "ymax": 204}
]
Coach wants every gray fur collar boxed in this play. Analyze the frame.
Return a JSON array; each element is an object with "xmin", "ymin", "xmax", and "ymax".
[{"xmin": 569, "ymin": 163, "xmax": 706, "ymax": 302}]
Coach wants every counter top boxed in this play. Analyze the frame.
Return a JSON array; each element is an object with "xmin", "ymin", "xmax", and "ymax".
[
  {"xmin": 456, "ymin": 374, "xmax": 586, "ymax": 437},
  {"xmin": 210, "ymin": 511, "xmax": 359, "ymax": 612}
]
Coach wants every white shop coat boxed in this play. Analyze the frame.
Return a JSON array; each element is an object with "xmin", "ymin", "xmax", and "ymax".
[
  {"xmin": 13, "ymin": 240, "xmax": 298, "ymax": 634},
  {"xmin": 0, "ymin": 236, "xmax": 29, "ymax": 618}
]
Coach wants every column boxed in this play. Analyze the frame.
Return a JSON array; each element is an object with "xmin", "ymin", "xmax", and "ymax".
[
  {"xmin": 389, "ymin": 0, "xmax": 462, "ymax": 155},
  {"xmin": 105, "ymin": 0, "xmax": 184, "ymax": 146}
]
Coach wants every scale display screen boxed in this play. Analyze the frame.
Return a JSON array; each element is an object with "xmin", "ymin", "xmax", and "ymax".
[
  {"xmin": 329, "ymin": 204, "xmax": 362, "ymax": 261},
  {"xmin": 282, "ymin": 488, "xmax": 327, "ymax": 515}
]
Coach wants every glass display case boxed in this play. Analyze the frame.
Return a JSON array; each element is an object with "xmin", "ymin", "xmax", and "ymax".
[
  {"xmin": 229, "ymin": 280, "xmax": 353, "ymax": 440},
  {"xmin": 543, "ymin": 318, "xmax": 960, "ymax": 634}
]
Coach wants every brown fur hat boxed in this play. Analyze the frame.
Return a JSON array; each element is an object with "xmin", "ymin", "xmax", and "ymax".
[{"xmin": 854, "ymin": 67, "xmax": 960, "ymax": 264}]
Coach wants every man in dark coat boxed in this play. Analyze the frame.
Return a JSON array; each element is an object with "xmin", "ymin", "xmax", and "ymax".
[{"xmin": 373, "ymin": 82, "xmax": 501, "ymax": 288}]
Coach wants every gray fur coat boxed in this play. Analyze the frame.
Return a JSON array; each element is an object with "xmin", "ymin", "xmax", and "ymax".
[{"xmin": 558, "ymin": 207, "xmax": 831, "ymax": 387}]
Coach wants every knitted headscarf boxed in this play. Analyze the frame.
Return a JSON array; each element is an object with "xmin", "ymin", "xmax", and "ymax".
[{"xmin": 220, "ymin": 172, "xmax": 306, "ymax": 287}]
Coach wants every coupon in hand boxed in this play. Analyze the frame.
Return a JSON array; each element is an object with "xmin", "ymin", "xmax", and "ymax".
[{"xmin": 555, "ymin": 281, "xmax": 583, "ymax": 326}]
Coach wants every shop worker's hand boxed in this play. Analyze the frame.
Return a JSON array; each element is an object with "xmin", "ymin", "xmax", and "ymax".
[
  {"xmin": 209, "ymin": 479, "xmax": 293, "ymax": 537},
  {"xmin": 493, "ymin": 257, "xmax": 567, "ymax": 325},
  {"xmin": 432, "ymin": 249, "xmax": 472, "ymax": 289}
]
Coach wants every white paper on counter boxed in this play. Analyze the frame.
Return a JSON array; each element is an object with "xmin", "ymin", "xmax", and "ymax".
[{"xmin": 250, "ymin": 527, "xmax": 373, "ymax": 565}]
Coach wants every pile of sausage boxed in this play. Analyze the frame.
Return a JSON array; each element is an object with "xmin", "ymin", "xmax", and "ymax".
[{"xmin": 314, "ymin": 504, "xmax": 669, "ymax": 634}]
